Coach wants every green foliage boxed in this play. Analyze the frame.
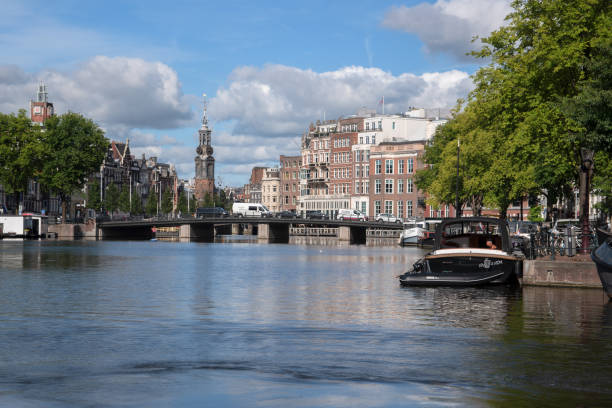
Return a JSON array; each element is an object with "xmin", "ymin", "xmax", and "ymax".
[
  {"xmin": 39, "ymin": 112, "xmax": 107, "ymax": 220},
  {"xmin": 0, "ymin": 110, "xmax": 44, "ymax": 204},
  {"xmin": 528, "ymin": 205, "xmax": 545, "ymax": 222},
  {"xmin": 161, "ymin": 189, "xmax": 173, "ymax": 214},
  {"xmin": 178, "ymin": 191, "xmax": 188, "ymax": 214},
  {"xmin": 145, "ymin": 192, "xmax": 158, "ymax": 216},
  {"xmin": 131, "ymin": 191, "xmax": 143, "ymax": 215},
  {"xmin": 118, "ymin": 185, "xmax": 131, "ymax": 213},
  {"xmin": 105, "ymin": 182, "xmax": 120, "ymax": 216},
  {"xmin": 592, "ymin": 151, "xmax": 612, "ymax": 218},
  {"xmin": 420, "ymin": 0, "xmax": 611, "ymax": 219},
  {"xmin": 86, "ymin": 181, "xmax": 102, "ymax": 212}
]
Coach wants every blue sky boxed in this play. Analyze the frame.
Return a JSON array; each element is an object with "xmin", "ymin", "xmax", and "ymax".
[{"xmin": 0, "ymin": 0, "xmax": 511, "ymax": 186}]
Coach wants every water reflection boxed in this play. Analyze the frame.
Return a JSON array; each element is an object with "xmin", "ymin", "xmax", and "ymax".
[{"xmin": 1, "ymin": 240, "xmax": 611, "ymax": 407}]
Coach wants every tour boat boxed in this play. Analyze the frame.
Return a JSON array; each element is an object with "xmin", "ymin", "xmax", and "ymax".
[
  {"xmin": 591, "ymin": 237, "xmax": 612, "ymax": 299},
  {"xmin": 399, "ymin": 217, "xmax": 523, "ymax": 286}
]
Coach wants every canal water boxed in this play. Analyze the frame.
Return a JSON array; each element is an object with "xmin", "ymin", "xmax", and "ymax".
[{"xmin": 1, "ymin": 239, "xmax": 611, "ymax": 407}]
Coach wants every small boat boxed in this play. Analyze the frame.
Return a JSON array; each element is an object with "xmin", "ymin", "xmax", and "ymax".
[
  {"xmin": 398, "ymin": 221, "xmax": 427, "ymax": 246},
  {"xmin": 399, "ymin": 217, "xmax": 523, "ymax": 286},
  {"xmin": 591, "ymin": 237, "xmax": 612, "ymax": 299}
]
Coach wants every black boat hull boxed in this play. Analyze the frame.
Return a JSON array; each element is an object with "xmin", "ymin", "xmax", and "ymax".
[
  {"xmin": 400, "ymin": 254, "xmax": 521, "ymax": 286},
  {"xmin": 591, "ymin": 239, "xmax": 612, "ymax": 299}
]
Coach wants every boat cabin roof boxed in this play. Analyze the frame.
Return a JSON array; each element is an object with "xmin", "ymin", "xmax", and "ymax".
[{"xmin": 434, "ymin": 217, "xmax": 511, "ymax": 252}]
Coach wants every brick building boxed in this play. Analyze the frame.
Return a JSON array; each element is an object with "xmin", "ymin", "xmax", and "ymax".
[{"xmin": 279, "ymin": 155, "xmax": 301, "ymax": 212}]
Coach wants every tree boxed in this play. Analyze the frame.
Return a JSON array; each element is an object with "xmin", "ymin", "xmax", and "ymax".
[
  {"xmin": 0, "ymin": 110, "xmax": 44, "ymax": 212},
  {"xmin": 145, "ymin": 193, "xmax": 158, "ymax": 216},
  {"xmin": 178, "ymin": 191, "xmax": 188, "ymax": 214},
  {"xmin": 105, "ymin": 182, "xmax": 120, "ymax": 217},
  {"xmin": 39, "ymin": 112, "xmax": 107, "ymax": 222},
  {"xmin": 161, "ymin": 189, "xmax": 173, "ymax": 214},
  {"xmin": 420, "ymin": 0, "xmax": 611, "ymax": 219},
  {"xmin": 86, "ymin": 180, "xmax": 102, "ymax": 212},
  {"xmin": 118, "ymin": 185, "xmax": 131, "ymax": 214},
  {"xmin": 131, "ymin": 191, "xmax": 143, "ymax": 215}
]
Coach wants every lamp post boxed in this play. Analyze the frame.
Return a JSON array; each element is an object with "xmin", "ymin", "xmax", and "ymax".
[
  {"xmin": 580, "ymin": 148, "xmax": 594, "ymax": 254},
  {"xmin": 455, "ymin": 138, "xmax": 461, "ymax": 218}
]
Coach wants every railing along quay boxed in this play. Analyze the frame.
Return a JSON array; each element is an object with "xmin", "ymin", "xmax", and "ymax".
[
  {"xmin": 366, "ymin": 229, "xmax": 402, "ymax": 238},
  {"xmin": 290, "ymin": 227, "xmax": 338, "ymax": 236}
]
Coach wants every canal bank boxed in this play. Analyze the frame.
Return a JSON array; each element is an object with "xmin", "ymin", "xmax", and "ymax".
[{"xmin": 523, "ymin": 254, "xmax": 601, "ymax": 289}]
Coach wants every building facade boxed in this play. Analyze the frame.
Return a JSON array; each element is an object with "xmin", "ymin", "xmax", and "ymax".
[
  {"xmin": 279, "ymin": 155, "xmax": 301, "ymax": 212},
  {"xmin": 261, "ymin": 167, "xmax": 281, "ymax": 212}
]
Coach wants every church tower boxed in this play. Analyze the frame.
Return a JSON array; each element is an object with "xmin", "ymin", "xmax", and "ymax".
[
  {"xmin": 194, "ymin": 94, "xmax": 216, "ymax": 202},
  {"xmin": 30, "ymin": 81, "xmax": 54, "ymax": 125}
]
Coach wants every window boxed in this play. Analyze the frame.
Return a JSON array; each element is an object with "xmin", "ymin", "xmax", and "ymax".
[
  {"xmin": 407, "ymin": 200, "xmax": 413, "ymax": 217},
  {"xmin": 398, "ymin": 179, "xmax": 404, "ymax": 193},
  {"xmin": 375, "ymin": 160, "xmax": 381, "ymax": 174},
  {"xmin": 398, "ymin": 160, "xmax": 404, "ymax": 174},
  {"xmin": 361, "ymin": 202, "xmax": 367, "ymax": 213},
  {"xmin": 430, "ymin": 207, "xmax": 435, "ymax": 217},
  {"xmin": 366, "ymin": 122, "xmax": 370, "ymax": 130},
  {"xmin": 375, "ymin": 179, "xmax": 381, "ymax": 194},
  {"xmin": 365, "ymin": 136, "xmax": 369, "ymax": 144},
  {"xmin": 385, "ymin": 179, "xmax": 393, "ymax": 194},
  {"xmin": 365, "ymin": 181, "xmax": 369, "ymax": 193},
  {"xmin": 364, "ymin": 164, "xmax": 370, "ymax": 176},
  {"xmin": 385, "ymin": 159, "xmax": 393, "ymax": 174},
  {"xmin": 285, "ymin": 184, "xmax": 289, "ymax": 192},
  {"xmin": 355, "ymin": 181, "xmax": 360, "ymax": 194},
  {"xmin": 359, "ymin": 136, "xmax": 363, "ymax": 144},
  {"xmin": 378, "ymin": 121, "xmax": 382, "ymax": 130},
  {"xmin": 407, "ymin": 178, "xmax": 413, "ymax": 193},
  {"xmin": 284, "ymin": 196, "xmax": 289, "ymax": 204},
  {"xmin": 407, "ymin": 158, "xmax": 414, "ymax": 173},
  {"xmin": 398, "ymin": 201, "xmax": 404, "ymax": 219},
  {"xmin": 372, "ymin": 135, "xmax": 376, "ymax": 144},
  {"xmin": 385, "ymin": 200, "xmax": 393, "ymax": 214},
  {"xmin": 375, "ymin": 200, "xmax": 381, "ymax": 215},
  {"xmin": 392, "ymin": 122, "xmax": 396, "ymax": 130}
]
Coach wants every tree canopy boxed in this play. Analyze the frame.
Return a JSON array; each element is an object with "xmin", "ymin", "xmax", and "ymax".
[
  {"xmin": 417, "ymin": 0, "xmax": 611, "ymax": 219},
  {"xmin": 39, "ymin": 112, "xmax": 108, "ymax": 221}
]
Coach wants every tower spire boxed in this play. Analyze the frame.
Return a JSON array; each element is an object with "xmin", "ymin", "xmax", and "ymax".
[{"xmin": 201, "ymin": 93, "xmax": 208, "ymax": 130}]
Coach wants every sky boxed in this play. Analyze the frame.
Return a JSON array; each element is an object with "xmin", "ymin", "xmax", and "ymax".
[{"xmin": 0, "ymin": 0, "xmax": 512, "ymax": 187}]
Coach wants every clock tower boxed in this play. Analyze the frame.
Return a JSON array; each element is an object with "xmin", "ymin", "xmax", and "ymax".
[{"xmin": 194, "ymin": 94, "xmax": 215, "ymax": 202}]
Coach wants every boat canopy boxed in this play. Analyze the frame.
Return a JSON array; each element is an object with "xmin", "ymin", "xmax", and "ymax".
[{"xmin": 434, "ymin": 217, "xmax": 511, "ymax": 252}]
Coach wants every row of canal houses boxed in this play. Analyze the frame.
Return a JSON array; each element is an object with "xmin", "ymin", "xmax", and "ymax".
[{"xmin": 245, "ymin": 108, "xmax": 532, "ymax": 220}]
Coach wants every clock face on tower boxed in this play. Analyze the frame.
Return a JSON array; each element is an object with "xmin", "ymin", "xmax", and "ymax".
[
  {"xmin": 196, "ymin": 146, "xmax": 203, "ymax": 155},
  {"xmin": 206, "ymin": 145, "xmax": 213, "ymax": 155}
]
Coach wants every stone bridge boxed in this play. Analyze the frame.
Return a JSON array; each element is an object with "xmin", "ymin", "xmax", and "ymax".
[{"xmin": 98, "ymin": 216, "xmax": 404, "ymax": 244}]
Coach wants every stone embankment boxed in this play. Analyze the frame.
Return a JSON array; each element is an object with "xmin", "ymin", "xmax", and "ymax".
[
  {"xmin": 48, "ymin": 221, "xmax": 97, "ymax": 239},
  {"xmin": 523, "ymin": 254, "xmax": 600, "ymax": 288}
]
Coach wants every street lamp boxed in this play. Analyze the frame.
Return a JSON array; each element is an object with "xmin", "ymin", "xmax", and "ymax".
[{"xmin": 580, "ymin": 148, "xmax": 594, "ymax": 254}]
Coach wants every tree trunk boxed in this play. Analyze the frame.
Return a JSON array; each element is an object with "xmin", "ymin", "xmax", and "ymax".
[{"xmin": 61, "ymin": 200, "xmax": 67, "ymax": 224}]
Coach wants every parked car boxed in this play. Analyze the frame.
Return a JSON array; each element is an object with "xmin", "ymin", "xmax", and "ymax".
[
  {"xmin": 196, "ymin": 207, "xmax": 229, "ymax": 218},
  {"xmin": 306, "ymin": 210, "xmax": 328, "ymax": 220},
  {"xmin": 337, "ymin": 209, "xmax": 367, "ymax": 221},
  {"xmin": 276, "ymin": 210, "xmax": 297, "ymax": 219},
  {"xmin": 375, "ymin": 213, "xmax": 402, "ymax": 223}
]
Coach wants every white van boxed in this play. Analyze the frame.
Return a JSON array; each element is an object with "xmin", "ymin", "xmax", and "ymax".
[
  {"xmin": 337, "ymin": 208, "xmax": 367, "ymax": 221},
  {"xmin": 232, "ymin": 202, "xmax": 272, "ymax": 218}
]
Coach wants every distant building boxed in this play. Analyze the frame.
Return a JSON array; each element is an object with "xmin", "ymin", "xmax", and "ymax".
[
  {"xmin": 30, "ymin": 82, "xmax": 54, "ymax": 125},
  {"xmin": 261, "ymin": 167, "xmax": 281, "ymax": 212},
  {"xmin": 279, "ymin": 155, "xmax": 301, "ymax": 212},
  {"xmin": 194, "ymin": 95, "xmax": 215, "ymax": 202}
]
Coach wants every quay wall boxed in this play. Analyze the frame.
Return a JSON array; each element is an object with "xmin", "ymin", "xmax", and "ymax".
[
  {"xmin": 523, "ymin": 259, "xmax": 601, "ymax": 289},
  {"xmin": 48, "ymin": 222, "xmax": 97, "ymax": 238}
]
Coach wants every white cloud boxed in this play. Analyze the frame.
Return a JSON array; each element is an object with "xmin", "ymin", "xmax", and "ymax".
[
  {"xmin": 382, "ymin": 0, "xmax": 511, "ymax": 60},
  {"xmin": 0, "ymin": 56, "xmax": 195, "ymax": 129},
  {"xmin": 209, "ymin": 64, "xmax": 472, "ymax": 138}
]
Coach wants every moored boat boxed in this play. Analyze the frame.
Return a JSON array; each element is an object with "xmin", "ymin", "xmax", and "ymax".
[
  {"xmin": 398, "ymin": 221, "xmax": 426, "ymax": 246},
  {"xmin": 399, "ymin": 217, "xmax": 523, "ymax": 286},
  {"xmin": 591, "ymin": 237, "xmax": 612, "ymax": 299}
]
